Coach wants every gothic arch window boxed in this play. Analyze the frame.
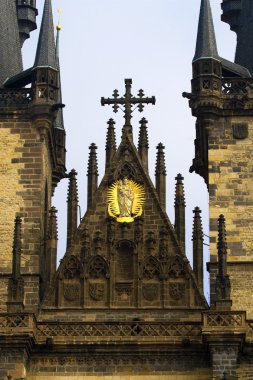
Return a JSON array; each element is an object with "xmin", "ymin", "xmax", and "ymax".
[
  {"xmin": 142, "ymin": 256, "xmax": 162, "ymax": 280},
  {"xmin": 87, "ymin": 255, "xmax": 110, "ymax": 279},
  {"xmin": 62, "ymin": 256, "xmax": 82, "ymax": 279}
]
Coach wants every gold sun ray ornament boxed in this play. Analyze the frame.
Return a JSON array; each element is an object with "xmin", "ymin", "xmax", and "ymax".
[{"xmin": 107, "ymin": 178, "xmax": 145, "ymax": 223}]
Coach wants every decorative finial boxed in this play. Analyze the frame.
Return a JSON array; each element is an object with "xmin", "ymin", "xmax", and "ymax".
[
  {"xmin": 155, "ymin": 143, "xmax": 166, "ymax": 176},
  {"xmin": 174, "ymin": 174, "xmax": 186, "ymax": 207},
  {"xmin": 56, "ymin": 9, "xmax": 62, "ymax": 31}
]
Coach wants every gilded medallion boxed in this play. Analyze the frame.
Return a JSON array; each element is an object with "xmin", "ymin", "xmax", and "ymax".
[{"xmin": 107, "ymin": 178, "xmax": 145, "ymax": 223}]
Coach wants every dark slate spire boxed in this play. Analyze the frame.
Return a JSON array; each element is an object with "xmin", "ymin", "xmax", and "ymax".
[
  {"xmin": 234, "ymin": 0, "xmax": 253, "ymax": 75},
  {"xmin": 87, "ymin": 143, "xmax": 99, "ymax": 208},
  {"xmin": 0, "ymin": 0, "xmax": 23, "ymax": 85},
  {"xmin": 155, "ymin": 143, "xmax": 166, "ymax": 209},
  {"xmin": 193, "ymin": 0, "xmax": 219, "ymax": 61},
  {"xmin": 54, "ymin": 21, "xmax": 66, "ymax": 178},
  {"xmin": 174, "ymin": 174, "xmax": 186, "ymax": 253},
  {"xmin": 12, "ymin": 216, "xmax": 22, "ymax": 280},
  {"xmin": 192, "ymin": 207, "xmax": 204, "ymax": 293},
  {"xmin": 105, "ymin": 119, "xmax": 116, "ymax": 170},
  {"xmin": 47, "ymin": 207, "xmax": 58, "ymax": 283},
  {"xmin": 34, "ymin": 0, "xmax": 57, "ymax": 68},
  {"xmin": 67, "ymin": 169, "xmax": 78, "ymax": 249},
  {"xmin": 215, "ymin": 214, "xmax": 232, "ymax": 310},
  {"xmin": 138, "ymin": 118, "xmax": 149, "ymax": 172}
]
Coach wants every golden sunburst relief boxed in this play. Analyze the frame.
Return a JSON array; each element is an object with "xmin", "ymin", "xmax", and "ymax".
[{"xmin": 107, "ymin": 178, "xmax": 145, "ymax": 223}]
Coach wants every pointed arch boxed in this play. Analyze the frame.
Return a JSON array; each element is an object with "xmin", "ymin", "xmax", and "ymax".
[
  {"xmin": 60, "ymin": 255, "xmax": 83, "ymax": 279},
  {"xmin": 141, "ymin": 256, "xmax": 162, "ymax": 280},
  {"xmin": 86, "ymin": 255, "xmax": 110, "ymax": 279}
]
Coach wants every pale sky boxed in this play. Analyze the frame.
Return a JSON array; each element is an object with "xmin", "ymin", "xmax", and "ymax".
[{"xmin": 22, "ymin": 0, "xmax": 237, "ymax": 297}]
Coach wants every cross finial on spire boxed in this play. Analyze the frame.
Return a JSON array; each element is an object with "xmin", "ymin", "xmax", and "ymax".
[{"xmin": 101, "ymin": 79, "xmax": 156, "ymax": 133}]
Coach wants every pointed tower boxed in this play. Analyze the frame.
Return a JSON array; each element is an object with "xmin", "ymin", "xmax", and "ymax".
[
  {"xmin": 0, "ymin": 0, "xmax": 66, "ymax": 314},
  {"xmin": 0, "ymin": 0, "xmax": 23, "ymax": 85},
  {"xmin": 53, "ymin": 20, "xmax": 67, "ymax": 184},
  {"xmin": 186, "ymin": 0, "xmax": 253, "ymax": 316},
  {"xmin": 193, "ymin": 0, "xmax": 219, "ymax": 61}
]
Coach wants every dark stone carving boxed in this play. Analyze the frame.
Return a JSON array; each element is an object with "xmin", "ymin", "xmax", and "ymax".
[
  {"xmin": 63, "ymin": 284, "xmax": 80, "ymax": 302},
  {"xmin": 115, "ymin": 282, "xmax": 133, "ymax": 297},
  {"xmin": 93, "ymin": 230, "xmax": 103, "ymax": 254},
  {"xmin": 107, "ymin": 217, "xmax": 115, "ymax": 244},
  {"xmin": 87, "ymin": 255, "xmax": 110, "ymax": 279},
  {"xmin": 134, "ymin": 217, "xmax": 143, "ymax": 244},
  {"xmin": 81, "ymin": 227, "xmax": 90, "ymax": 258},
  {"xmin": 159, "ymin": 226, "xmax": 169, "ymax": 259},
  {"xmin": 142, "ymin": 284, "xmax": 159, "ymax": 301},
  {"xmin": 146, "ymin": 231, "xmax": 156, "ymax": 255},
  {"xmin": 63, "ymin": 256, "xmax": 81, "ymax": 279},
  {"xmin": 167, "ymin": 256, "xmax": 187, "ymax": 278},
  {"xmin": 232, "ymin": 123, "xmax": 248, "ymax": 139},
  {"xmin": 116, "ymin": 162, "xmax": 136, "ymax": 180},
  {"xmin": 169, "ymin": 283, "xmax": 186, "ymax": 300},
  {"xmin": 142, "ymin": 256, "xmax": 161, "ymax": 280},
  {"xmin": 89, "ymin": 283, "xmax": 105, "ymax": 301}
]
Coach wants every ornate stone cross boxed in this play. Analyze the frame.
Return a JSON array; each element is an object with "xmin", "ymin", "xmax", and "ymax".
[{"xmin": 101, "ymin": 79, "xmax": 156, "ymax": 129}]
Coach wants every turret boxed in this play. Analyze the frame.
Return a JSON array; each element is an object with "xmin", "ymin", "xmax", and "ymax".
[
  {"xmin": 87, "ymin": 143, "xmax": 98, "ymax": 208},
  {"xmin": 174, "ymin": 174, "xmax": 186, "ymax": 253},
  {"xmin": 67, "ymin": 170, "xmax": 78, "ymax": 249},
  {"xmin": 192, "ymin": 207, "xmax": 204, "ymax": 293},
  {"xmin": 16, "ymin": 0, "xmax": 38, "ymax": 47},
  {"xmin": 105, "ymin": 119, "xmax": 116, "ymax": 170},
  {"xmin": 138, "ymin": 118, "xmax": 149, "ymax": 172},
  {"xmin": 32, "ymin": 0, "xmax": 58, "ymax": 104},
  {"xmin": 155, "ymin": 143, "xmax": 166, "ymax": 209}
]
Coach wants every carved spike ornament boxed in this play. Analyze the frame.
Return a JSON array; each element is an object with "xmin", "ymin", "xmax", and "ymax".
[{"xmin": 107, "ymin": 178, "xmax": 145, "ymax": 223}]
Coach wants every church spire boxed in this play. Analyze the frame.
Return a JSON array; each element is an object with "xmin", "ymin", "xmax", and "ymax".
[
  {"xmin": 193, "ymin": 0, "xmax": 219, "ymax": 61},
  {"xmin": 34, "ymin": 0, "xmax": 57, "ymax": 69},
  {"xmin": 138, "ymin": 118, "xmax": 149, "ymax": 172},
  {"xmin": 0, "ymin": 0, "xmax": 23, "ymax": 86}
]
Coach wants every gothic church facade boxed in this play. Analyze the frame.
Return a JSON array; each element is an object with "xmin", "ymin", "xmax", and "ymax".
[{"xmin": 0, "ymin": 0, "xmax": 253, "ymax": 379}]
